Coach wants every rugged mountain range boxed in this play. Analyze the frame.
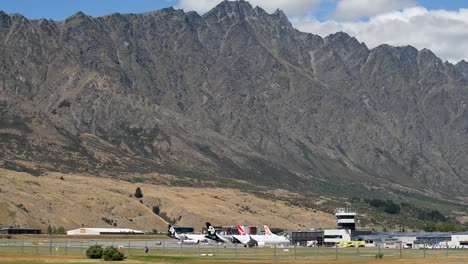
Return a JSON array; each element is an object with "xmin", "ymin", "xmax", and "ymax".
[{"xmin": 0, "ymin": 0, "xmax": 467, "ymax": 200}]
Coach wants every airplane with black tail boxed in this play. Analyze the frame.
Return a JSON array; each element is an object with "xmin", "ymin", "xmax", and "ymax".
[
  {"xmin": 167, "ymin": 225, "xmax": 208, "ymax": 244},
  {"xmin": 205, "ymin": 222, "xmax": 232, "ymax": 243}
]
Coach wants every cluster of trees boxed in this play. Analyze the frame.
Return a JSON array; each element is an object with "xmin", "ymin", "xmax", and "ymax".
[
  {"xmin": 152, "ymin": 205, "xmax": 177, "ymax": 225},
  {"xmin": 367, "ymin": 198, "xmax": 401, "ymax": 214},
  {"xmin": 46, "ymin": 226, "xmax": 66, "ymax": 235},
  {"xmin": 355, "ymin": 197, "xmax": 467, "ymax": 231},
  {"xmin": 423, "ymin": 222, "xmax": 465, "ymax": 232},
  {"xmin": 364, "ymin": 198, "xmax": 449, "ymax": 223},
  {"xmin": 400, "ymin": 203, "xmax": 446, "ymax": 222}
]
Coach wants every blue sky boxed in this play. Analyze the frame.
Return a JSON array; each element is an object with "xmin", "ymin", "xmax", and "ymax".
[{"xmin": 0, "ymin": 0, "xmax": 467, "ymax": 62}]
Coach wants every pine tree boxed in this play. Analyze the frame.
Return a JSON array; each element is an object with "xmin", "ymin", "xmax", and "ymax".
[
  {"xmin": 152, "ymin": 205, "xmax": 160, "ymax": 215},
  {"xmin": 134, "ymin": 187, "xmax": 143, "ymax": 198}
]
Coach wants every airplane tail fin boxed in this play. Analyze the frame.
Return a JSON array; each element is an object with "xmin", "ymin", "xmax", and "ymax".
[
  {"xmin": 206, "ymin": 222, "xmax": 216, "ymax": 236},
  {"xmin": 205, "ymin": 222, "xmax": 231, "ymax": 243},
  {"xmin": 168, "ymin": 225, "xmax": 178, "ymax": 238},
  {"xmin": 264, "ymin": 225, "xmax": 274, "ymax": 236},
  {"xmin": 237, "ymin": 225, "xmax": 247, "ymax": 235}
]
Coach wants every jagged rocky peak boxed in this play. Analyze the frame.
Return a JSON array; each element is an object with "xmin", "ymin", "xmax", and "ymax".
[
  {"xmin": 8, "ymin": 13, "xmax": 28, "ymax": 25},
  {"xmin": 322, "ymin": 31, "xmax": 369, "ymax": 63},
  {"xmin": 203, "ymin": 0, "xmax": 292, "ymax": 28},
  {"xmin": 0, "ymin": 1, "xmax": 467, "ymax": 200},
  {"xmin": 252, "ymin": 5, "xmax": 268, "ymax": 16},
  {"xmin": 418, "ymin": 48, "xmax": 444, "ymax": 68},
  {"xmin": 371, "ymin": 44, "xmax": 419, "ymax": 61},
  {"xmin": 324, "ymin": 31, "xmax": 351, "ymax": 42},
  {"xmin": 0, "ymin": 10, "xmax": 11, "ymax": 28},
  {"xmin": 186, "ymin": 10, "xmax": 202, "ymax": 19},
  {"xmin": 100, "ymin": 12, "xmax": 131, "ymax": 25},
  {"xmin": 325, "ymin": 31, "xmax": 367, "ymax": 50},
  {"xmin": 10, "ymin": 13, "xmax": 26, "ymax": 20},
  {"xmin": 70, "ymin": 11, "xmax": 87, "ymax": 19},
  {"xmin": 370, "ymin": 44, "xmax": 394, "ymax": 56},
  {"xmin": 398, "ymin": 45, "xmax": 419, "ymax": 58},
  {"xmin": 64, "ymin": 11, "xmax": 91, "ymax": 25},
  {"xmin": 204, "ymin": 0, "xmax": 254, "ymax": 19},
  {"xmin": 456, "ymin": 60, "xmax": 468, "ymax": 78},
  {"xmin": 0, "ymin": 10, "xmax": 8, "ymax": 19},
  {"xmin": 157, "ymin": 6, "xmax": 186, "ymax": 17},
  {"xmin": 185, "ymin": 10, "xmax": 204, "ymax": 26},
  {"xmin": 103, "ymin": 12, "xmax": 125, "ymax": 20},
  {"xmin": 272, "ymin": 8, "xmax": 293, "ymax": 28}
]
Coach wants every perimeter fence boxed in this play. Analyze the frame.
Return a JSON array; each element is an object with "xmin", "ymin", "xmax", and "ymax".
[{"xmin": 1, "ymin": 239, "xmax": 468, "ymax": 261}]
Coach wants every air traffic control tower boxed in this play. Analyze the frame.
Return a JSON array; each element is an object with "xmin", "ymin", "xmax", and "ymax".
[{"xmin": 335, "ymin": 208, "xmax": 357, "ymax": 230}]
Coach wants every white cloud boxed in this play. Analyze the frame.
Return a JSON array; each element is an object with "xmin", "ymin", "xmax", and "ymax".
[
  {"xmin": 331, "ymin": 0, "xmax": 416, "ymax": 20},
  {"xmin": 293, "ymin": 7, "xmax": 468, "ymax": 62},
  {"xmin": 177, "ymin": 0, "xmax": 220, "ymax": 14},
  {"xmin": 177, "ymin": 0, "xmax": 324, "ymax": 16},
  {"xmin": 247, "ymin": 0, "xmax": 324, "ymax": 16}
]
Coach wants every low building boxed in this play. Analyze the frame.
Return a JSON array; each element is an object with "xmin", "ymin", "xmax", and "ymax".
[
  {"xmin": 416, "ymin": 232, "xmax": 452, "ymax": 245},
  {"xmin": 290, "ymin": 230, "xmax": 324, "ymax": 246},
  {"xmin": 67, "ymin": 228, "xmax": 144, "ymax": 235},
  {"xmin": 385, "ymin": 232, "xmax": 421, "ymax": 249},
  {"xmin": 451, "ymin": 232, "xmax": 468, "ymax": 246},
  {"xmin": 173, "ymin": 226, "xmax": 194, "ymax": 233},
  {"xmin": 0, "ymin": 227, "xmax": 41, "ymax": 235}
]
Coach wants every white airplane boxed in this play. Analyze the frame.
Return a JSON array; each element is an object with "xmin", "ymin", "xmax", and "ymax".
[
  {"xmin": 260, "ymin": 225, "xmax": 290, "ymax": 244},
  {"xmin": 167, "ymin": 225, "xmax": 209, "ymax": 244},
  {"xmin": 231, "ymin": 225, "xmax": 260, "ymax": 247},
  {"xmin": 232, "ymin": 225, "xmax": 290, "ymax": 247}
]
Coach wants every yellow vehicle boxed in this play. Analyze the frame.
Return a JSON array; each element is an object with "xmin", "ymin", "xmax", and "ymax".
[
  {"xmin": 336, "ymin": 241, "xmax": 365, "ymax": 248},
  {"xmin": 356, "ymin": 241, "xmax": 365, "ymax": 247}
]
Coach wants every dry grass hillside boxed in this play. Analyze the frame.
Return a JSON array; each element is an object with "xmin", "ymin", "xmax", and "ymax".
[{"xmin": 0, "ymin": 169, "xmax": 335, "ymax": 232}]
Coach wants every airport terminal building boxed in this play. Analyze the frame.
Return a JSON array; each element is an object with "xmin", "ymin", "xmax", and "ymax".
[{"xmin": 289, "ymin": 208, "xmax": 468, "ymax": 248}]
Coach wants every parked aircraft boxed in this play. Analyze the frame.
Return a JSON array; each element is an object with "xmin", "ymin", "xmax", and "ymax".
[
  {"xmin": 260, "ymin": 225, "xmax": 290, "ymax": 244},
  {"xmin": 230, "ymin": 225, "xmax": 258, "ymax": 247},
  {"xmin": 205, "ymin": 222, "xmax": 231, "ymax": 243},
  {"xmin": 231, "ymin": 224, "xmax": 289, "ymax": 247},
  {"xmin": 264, "ymin": 225, "xmax": 274, "ymax": 235},
  {"xmin": 167, "ymin": 225, "xmax": 208, "ymax": 244}
]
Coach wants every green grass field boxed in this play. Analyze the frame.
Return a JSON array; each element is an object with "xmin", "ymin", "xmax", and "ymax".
[{"xmin": 1, "ymin": 240, "xmax": 468, "ymax": 262}]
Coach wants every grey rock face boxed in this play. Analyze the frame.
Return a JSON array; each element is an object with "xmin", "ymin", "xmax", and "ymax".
[{"xmin": 0, "ymin": 1, "xmax": 467, "ymax": 197}]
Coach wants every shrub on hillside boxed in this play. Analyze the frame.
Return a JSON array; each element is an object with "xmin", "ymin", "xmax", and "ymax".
[
  {"xmin": 86, "ymin": 245, "xmax": 103, "ymax": 259},
  {"xmin": 103, "ymin": 246, "xmax": 125, "ymax": 261},
  {"xmin": 152, "ymin": 205, "xmax": 160, "ymax": 215},
  {"xmin": 134, "ymin": 187, "xmax": 143, "ymax": 198}
]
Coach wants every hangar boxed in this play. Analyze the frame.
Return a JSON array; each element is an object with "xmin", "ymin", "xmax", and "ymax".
[{"xmin": 0, "ymin": 227, "xmax": 41, "ymax": 235}]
